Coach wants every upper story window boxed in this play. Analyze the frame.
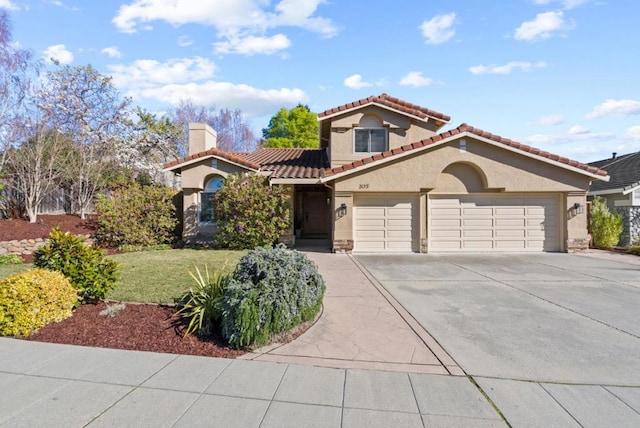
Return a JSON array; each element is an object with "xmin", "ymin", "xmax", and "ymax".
[
  {"xmin": 354, "ymin": 128, "xmax": 388, "ymax": 153},
  {"xmin": 200, "ymin": 176, "xmax": 224, "ymax": 224},
  {"xmin": 354, "ymin": 114, "xmax": 387, "ymax": 153}
]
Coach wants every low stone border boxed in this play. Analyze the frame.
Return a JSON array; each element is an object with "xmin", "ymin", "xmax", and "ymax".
[{"xmin": 0, "ymin": 234, "xmax": 94, "ymax": 257}]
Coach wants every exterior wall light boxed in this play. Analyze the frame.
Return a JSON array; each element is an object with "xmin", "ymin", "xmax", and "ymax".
[{"xmin": 338, "ymin": 203, "xmax": 348, "ymax": 217}]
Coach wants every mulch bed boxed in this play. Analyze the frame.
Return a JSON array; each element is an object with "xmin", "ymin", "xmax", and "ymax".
[
  {"xmin": 0, "ymin": 214, "xmax": 97, "ymax": 242},
  {"xmin": 26, "ymin": 302, "xmax": 245, "ymax": 358},
  {"xmin": 4, "ymin": 214, "xmax": 245, "ymax": 358}
]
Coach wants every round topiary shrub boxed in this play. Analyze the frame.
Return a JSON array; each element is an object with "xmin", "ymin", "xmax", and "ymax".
[
  {"xmin": 221, "ymin": 246, "xmax": 325, "ymax": 348},
  {"xmin": 0, "ymin": 268, "xmax": 78, "ymax": 337}
]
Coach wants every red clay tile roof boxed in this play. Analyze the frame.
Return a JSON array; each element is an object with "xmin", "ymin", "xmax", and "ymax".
[
  {"xmin": 238, "ymin": 148, "xmax": 330, "ymax": 179},
  {"xmin": 163, "ymin": 148, "xmax": 261, "ymax": 170},
  {"xmin": 322, "ymin": 123, "xmax": 608, "ymax": 178},
  {"xmin": 318, "ymin": 93, "xmax": 451, "ymax": 123}
]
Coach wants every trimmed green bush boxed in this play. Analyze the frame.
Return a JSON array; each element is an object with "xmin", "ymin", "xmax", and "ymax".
[
  {"xmin": 0, "ymin": 268, "xmax": 78, "ymax": 337},
  {"xmin": 627, "ymin": 245, "xmax": 640, "ymax": 256},
  {"xmin": 214, "ymin": 173, "xmax": 291, "ymax": 249},
  {"xmin": 175, "ymin": 265, "xmax": 229, "ymax": 337},
  {"xmin": 590, "ymin": 196, "xmax": 623, "ymax": 248},
  {"xmin": 0, "ymin": 254, "xmax": 23, "ymax": 265},
  {"xmin": 95, "ymin": 181, "xmax": 177, "ymax": 248},
  {"xmin": 34, "ymin": 228, "xmax": 120, "ymax": 302},
  {"xmin": 221, "ymin": 246, "xmax": 325, "ymax": 348}
]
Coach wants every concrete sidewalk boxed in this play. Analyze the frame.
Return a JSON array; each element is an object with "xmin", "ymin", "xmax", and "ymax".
[
  {"xmin": 242, "ymin": 251, "xmax": 461, "ymax": 375},
  {"xmin": 0, "ymin": 338, "xmax": 504, "ymax": 427}
]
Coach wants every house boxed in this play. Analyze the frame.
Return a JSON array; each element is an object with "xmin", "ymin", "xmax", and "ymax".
[
  {"xmin": 588, "ymin": 151, "xmax": 640, "ymax": 246},
  {"xmin": 164, "ymin": 94, "xmax": 609, "ymax": 253}
]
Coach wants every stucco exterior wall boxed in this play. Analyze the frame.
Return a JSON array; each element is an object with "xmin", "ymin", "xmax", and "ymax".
[
  {"xmin": 327, "ymin": 106, "xmax": 439, "ymax": 168},
  {"xmin": 329, "ymin": 137, "xmax": 594, "ymax": 253},
  {"xmin": 334, "ymin": 138, "xmax": 590, "ymax": 194},
  {"xmin": 181, "ymin": 159, "xmax": 248, "ymax": 190},
  {"xmin": 180, "ymin": 159, "xmax": 251, "ymax": 242}
]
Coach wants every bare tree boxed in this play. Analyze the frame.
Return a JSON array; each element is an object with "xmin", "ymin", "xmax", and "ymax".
[
  {"xmin": 0, "ymin": 10, "xmax": 36, "ymax": 172},
  {"xmin": 5, "ymin": 125, "xmax": 71, "ymax": 223},
  {"xmin": 38, "ymin": 64, "xmax": 132, "ymax": 219},
  {"xmin": 170, "ymin": 100, "xmax": 257, "ymax": 155}
]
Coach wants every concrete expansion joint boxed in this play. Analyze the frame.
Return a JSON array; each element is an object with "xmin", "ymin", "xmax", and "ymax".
[{"xmin": 348, "ymin": 254, "xmax": 464, "ymax": 376}]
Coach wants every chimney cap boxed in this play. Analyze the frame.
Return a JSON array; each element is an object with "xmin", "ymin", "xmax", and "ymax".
[{"xmin": 612, "ymin": 152, "xmax": 617, "ymax": 159}]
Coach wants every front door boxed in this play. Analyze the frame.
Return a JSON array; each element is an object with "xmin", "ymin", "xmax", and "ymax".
[{"xmin": 303, "ymin": 191, "xmax": 329, "ymax": 236}]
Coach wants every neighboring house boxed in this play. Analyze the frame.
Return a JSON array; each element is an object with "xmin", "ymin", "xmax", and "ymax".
[
  {"xmin": 588, "ymin": 151, "xmax": 640, "ymax": 246},
  {"xmin": 164, "ymin": 93, "xmax": 609, "ymax": 253}
]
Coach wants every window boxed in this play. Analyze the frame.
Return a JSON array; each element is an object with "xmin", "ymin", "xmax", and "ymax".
[
  {"xmin": 200, "ymin": 176, "xmax": 224, "ymax": 223},
  {"xmin": 354, "ymin": 128, "xmax": 387, "ymax": 153}
]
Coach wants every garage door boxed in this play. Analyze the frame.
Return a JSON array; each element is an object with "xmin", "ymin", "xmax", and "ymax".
[
  {"xmin": 354, "ymin": 196, "xmax": 416, "ymax": 252},
  {"xmin": 429, "ymin": 194, "xmax": 559, "ymax": 252}
]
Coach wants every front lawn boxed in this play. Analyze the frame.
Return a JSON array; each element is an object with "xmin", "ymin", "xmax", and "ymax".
[
  {"xmin": 0, "ymin": 249, "xmax": 245, "ymax": 304},
  {"xmin": 108, "ymin": 249, "xmax": 244, "ymax": 303}
]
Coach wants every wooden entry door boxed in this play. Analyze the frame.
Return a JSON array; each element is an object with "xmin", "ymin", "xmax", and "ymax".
[{"xmin": 303, "ymin": 192, "xmax": 329, "ymax": 236}]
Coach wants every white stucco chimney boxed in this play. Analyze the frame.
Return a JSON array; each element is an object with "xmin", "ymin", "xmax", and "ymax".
[{"xmin": 188, "ymin": 122, "xmax": 217, "ymax": 155}]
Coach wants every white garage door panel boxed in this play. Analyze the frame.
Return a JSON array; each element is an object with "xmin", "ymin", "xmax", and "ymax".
[
  {"xmin": 354, "ymin": 196, "xmax": 416, "ymax": 252},
  {"xmin": 430, "ymin": 194, "xmax": 560, "ymax": 252}
]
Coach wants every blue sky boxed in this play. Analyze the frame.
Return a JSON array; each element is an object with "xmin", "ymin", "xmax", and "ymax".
[{"xmin": 3, "ymin": 0, "xmax": 639, "ymax": 162}]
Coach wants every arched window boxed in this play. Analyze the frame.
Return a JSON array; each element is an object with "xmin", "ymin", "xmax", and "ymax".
[
  {"xmin": 200, "ymin": 176, "xmax": 224, "ymax": 223},
  {"xmin": 354, "ymin": 115, "xmax": 387, "ymax": 153}
]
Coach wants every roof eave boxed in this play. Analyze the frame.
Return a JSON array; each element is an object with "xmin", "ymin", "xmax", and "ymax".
[
  {"xmin": 322, "ymin": 130, "xmax": 609, "ymax": 183},
  {"xmin": 163, "ymin": 154, "xmax": 259, "ymax": 173},
  {"xmin": 270, "ymin": 178, "xmax": 322, "ymax": 184},
  {"xmin": 318, "ymin": 102, "xmax": 450, "ymax": 126}
]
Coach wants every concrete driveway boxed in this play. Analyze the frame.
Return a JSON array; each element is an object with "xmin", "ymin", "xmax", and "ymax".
[{"xmin": 356, "ymin": 252, "xmax": 640, "ymax": 385}]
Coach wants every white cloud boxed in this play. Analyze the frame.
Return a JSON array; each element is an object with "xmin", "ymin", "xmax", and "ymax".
[
  {"xmin": 101, "ymin": 46, "xmax": 122, "ymax": 58},
  {"xmin": 568, "ymin": 125, "xmax": 589, "ymax": 135},
  {"xmin": 129, "ymin": 82, "xmax": 307, "ymax": 117},
  {"xmin": 43, "ymin": 44, "xmax": 74, "ymax": 64},
  {"xmin": 214, "ymin": 34, "xmax": 291, "ymax": 55},
  {"xmin": 537, "ymin": 114, "xmax": 565, "ymax": 126},
  {"xmin": 586, "ymin": 99, "xmax": 640, "ymax": 119},
  {"xmin": 0, "ymin": 0, "xmax": 18, "ymax": 10},
  {"xmin": 419, "ymin": 13, "xmax": 456, "ymax": 45},
  {"xmin": 112, "ymin": 0, "xmax": 337, "ymax": 56},
  {"xmin": 399, "ymin": 71, "xmax": 434, "ymax": 87},
  {"xmin": 514, "ymin": 11, "xmax": 572, "ymax": 42},
  {"xmin": 108, "ymin": 57, "xmax": 216, "ymax": 88},
  {"xmin": 624, "ymin": 126, "xmax": 640, "ymax": 140},
  {"xmin": 469, "ymin": 61, "xmax": 547, "ymax": 75},
  {"xmin": 343, "ymin": 74, "xmax": 371, "ymax": 89},
  {"xmin": 106, "ymin": 56, "xmax": 305, "ymax": 117},
  {"xmin": 532, "ymin": 0, "xmax": 590, "ymax": 9}
]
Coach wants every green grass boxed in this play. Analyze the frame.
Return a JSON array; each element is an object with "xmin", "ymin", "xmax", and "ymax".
[
  {"xmin": 108, "ymin": 249, "xmax": 244, "ymax": 303},
  {"xmin": 0, "ymin": 249, "xmax": 245, "ymax": 304}
]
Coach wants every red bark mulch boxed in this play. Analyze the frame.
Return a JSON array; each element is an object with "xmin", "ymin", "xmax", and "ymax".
[
  {"xmin": 26, "ymin": 302, "xmax": 245, "ymax": 358},
  {"xmin": 0, "ymin": 214, "xmax": 97, "ymax": 242},
  {"xmin": 3, "ymin": 214, "xmax": 245, "ymax": 358}
]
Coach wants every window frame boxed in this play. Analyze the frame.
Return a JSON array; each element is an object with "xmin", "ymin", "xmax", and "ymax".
[
  {"xmin": 199, "ymin": 176, "xmax": 224, "ymax": 225},
  {"xmin": 353, "ymin": 127, "xmax": 388, "ymax": 154}
]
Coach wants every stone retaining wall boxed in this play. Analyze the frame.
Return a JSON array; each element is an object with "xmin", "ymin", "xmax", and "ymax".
[{"xmin": 0, "ymin": 235, "xmax": 94, "ymax": 257}]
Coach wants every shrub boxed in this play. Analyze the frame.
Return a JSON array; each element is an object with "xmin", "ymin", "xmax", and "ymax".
[
  {"xmin": 0, "ymin": 254, "xmax": 23, "ymax": 265},
  {"xmin": 221, "ymin": 246, "xmax": 325, "ymax": 348},
  {"xmin": 0, "ymin": 268, "xmax": 78, "ymax": 337},
  {"xmin": 34, "ymin": 228, "xmax": 120, "ymax": 302},
  {"xmin": 627, "ymin": 245, "xmax": 640, "ymax": 256},
  {"xmin": 175, "ymin": 265, "xmax": 229, "ymax": 337},
  {"xmin": 590, "ymin": 196, "xmax": 623, "ymax": 248},
  {"xmin": 95, "ymin": 181, "xmax": 177, "ymax": 248},
  {"xmin": 214, "ymin": 174, "xmax": 291, "ymax": 249}
]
